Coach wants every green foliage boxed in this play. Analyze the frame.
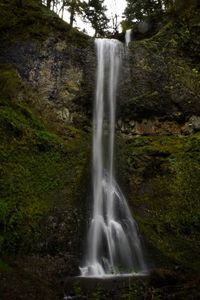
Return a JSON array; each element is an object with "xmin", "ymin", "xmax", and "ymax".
[
  {"xmin": 61, "ymin": 0, "xmax": 86, "ymax": 27},
  {"xmin": 43, "ymin": 0, "xmax": 109, "ymax": 35},
  {"xmin": 124, "ymin": 0, "xmax": 163, "ymax": 23},
  {"xmin": 123, "ymin": 0, "xmax": 199, "ymax": 27},
  {"xmin": 0, "ymin": 0, "xmax": 90, "ymax": 48},
  {"xmin": 0, "ymin": 64, "xmax": 22, "ymax": 100},
  {"xmin": 90, "ymin": 287, "xmax": 105, "ymax": 300},
  {"xmin": 73, "ymin": 282, "xmax": 82, "ymax": 296},
  {"xmin": 0, "ymin": 259, "xmax": 12, "ymax": 272},
  {"xmin": 84, "ymin": 0, "xmax": 108, "ymax": 36}
]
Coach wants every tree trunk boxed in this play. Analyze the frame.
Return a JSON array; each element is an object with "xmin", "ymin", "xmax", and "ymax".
[
  {"xmin": 157, "ymin": 0, "xmax": 162, "ymax": 9},
  {"xmin": 70, "ymin": 8, "xmax": 75, "ymax": 27},
  {"xmin": 47, "ymin": 0, "xmax": 51, "ymax": 9},
  {"xmin": 16, "ymin": 0, "xmax": 22, "ymax": 8}
]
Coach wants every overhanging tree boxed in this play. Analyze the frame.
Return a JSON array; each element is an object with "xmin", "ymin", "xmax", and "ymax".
[
  {"xmin": 60, "ymin": 0, "xmax": 86, "ymax": 26},
  {"xmin": 43, "ymin": 0, "xmax": 109, "ymax": 34},
  {"xmin": 84, "ymin": 0, "xmax": 108, "ymax": 36},
  {"xmin": 124, "ymin": 0, "xmax": 198, "ymax": 24},
  {"xmin": 124, "ymin": 0, "xmax": 163, "ymax": 22}
]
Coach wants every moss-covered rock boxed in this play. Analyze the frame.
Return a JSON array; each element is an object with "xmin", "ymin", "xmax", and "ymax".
[
  {"xmin": 118, "ymin": 133, "xmax": 200, "ymax": 276},
  {"xmin": 0, "ymin": 0, "xmax": 95, "ymax": 130}
]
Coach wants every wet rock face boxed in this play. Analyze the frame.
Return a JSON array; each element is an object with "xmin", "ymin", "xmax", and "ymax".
[
  {"xmin": 117, "ymin": 18, "xmax": 200, "ymax": 134},
  {"xmin": 120, "ymin": 42, "xmax": 200, "ymax": 121},
  {"xmin": 116, "ymin": 115, "xmax": 200, "ymax": 136},
  {"xmin": 0, "ymin": 37, "xmax": 95, "ymax": 126}
]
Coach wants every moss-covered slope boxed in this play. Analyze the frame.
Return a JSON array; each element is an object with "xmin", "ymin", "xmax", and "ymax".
[
  {"xmin": 0, "ymin": 60, "xmax": 92, "ymax": 300},
  {"xmin": 0, "ymin": 0, "xmax": 90, "ymax": 47},
  {"xmin": 114, "ymin": 132, "xmax": 200, "ymax": 297},
  {"xmin": 0, "ymin": 63, "xmax": 90, "ymax": 255},
  {"xmin": 122, "ymin": 133, "xmax": 200, "ymax": 267}
]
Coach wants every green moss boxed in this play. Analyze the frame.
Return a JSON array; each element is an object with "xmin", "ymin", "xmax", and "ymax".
[
  {"xmin": 0, "ymin": 259, "xmax": 12, "ymax": 272},
  {"xmin": 121, "ymin": 134, "xmax": 200, "ymax": 273},
  {"xmin": 0, "ymin": 64, "xmax": 22, "ymax": 101},
  {"xmin": 0, "ymin": 92, "xmax": 90, "ymax": 254},
  {"xmin": 0, "ymin": 0, "xmax": 91, "ymax": 48}
]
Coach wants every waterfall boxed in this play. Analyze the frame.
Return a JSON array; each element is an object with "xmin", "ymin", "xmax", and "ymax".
[
  {"xmin": 125, "ymin": 29, "xmax": 132, "ymax": 46},
  {"xmin": 80, "ymin": 39, "xmax": 147, "ymax": 277}
]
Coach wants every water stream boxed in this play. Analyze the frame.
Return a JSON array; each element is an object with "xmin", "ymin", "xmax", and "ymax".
[
  {"xmin": 125, "ymin": 29, "xmax": 132, "ymax": 46},
  {"xmin": 80, "ymin": 38, "xmax": 147, "ymax": 277}
]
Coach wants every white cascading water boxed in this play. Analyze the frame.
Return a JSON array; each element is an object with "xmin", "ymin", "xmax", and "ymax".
[
  {"xmin": 125, "ymin": 29, "xmax": 132, "ymax": 46},
  {"xmin": 80, "ymin": 39, "xmax": 147, "ymax": 277}
]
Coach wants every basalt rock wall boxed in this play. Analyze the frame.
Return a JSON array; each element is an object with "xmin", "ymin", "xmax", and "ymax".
[{"xmin": 118, "ymin": 10, "xmax": 200, "ymax": 136}]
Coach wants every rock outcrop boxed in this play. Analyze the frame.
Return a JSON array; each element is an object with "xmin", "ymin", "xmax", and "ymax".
[
  {"xmin": 118, "ymin": 12, "xmax": 200, "ymax": 135},
  {"xmin": 0, "ymin": 1, "xmax": 95, "ymax": 129}
]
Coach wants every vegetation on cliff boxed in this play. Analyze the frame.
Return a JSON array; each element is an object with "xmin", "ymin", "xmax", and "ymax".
[
  {"xmin": 0, "ymin": 61, "xmax": 91, "ymax": 255},
  {"xmin": 120, "ymin": 134, "xmax": 200, "ymax": 267}
]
